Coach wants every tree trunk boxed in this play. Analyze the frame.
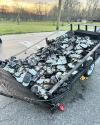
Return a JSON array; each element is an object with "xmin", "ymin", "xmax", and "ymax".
[{"xmin": 56, "ymin": 0, "xmax": 62, "ymax": 30}]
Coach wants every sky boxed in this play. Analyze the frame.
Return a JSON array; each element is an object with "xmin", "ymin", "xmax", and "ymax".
[
  {"xmin": 0, "ymin": 0, "xmax": 87, "ymax": 13},
  {"xmin": 0, "ymin": 0, "xmax": 56, "ymax": 13},
  {"xmin": 0, "ymin": 0, "xmax": 57, "ymax": 4},
  {"xmin": 0, "ymin": 0, "xmax": 86, "ymax": 4}
]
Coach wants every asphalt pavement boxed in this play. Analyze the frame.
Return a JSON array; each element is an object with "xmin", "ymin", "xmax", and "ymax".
[{"xmin": 0, "ymin": 32, "xmax": 100, "ymax": 125}]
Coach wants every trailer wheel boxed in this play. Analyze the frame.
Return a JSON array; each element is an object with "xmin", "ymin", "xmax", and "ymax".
[{"xmin": 85, "ymin": 63, "xmax": 95, "ymax": 77}]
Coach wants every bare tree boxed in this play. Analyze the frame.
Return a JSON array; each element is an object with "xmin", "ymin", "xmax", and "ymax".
[
  {"xmin": 85, "ymin": 0, "xmax": 99, "ymax": 20},
  {"xmin": 56, "ymin": 0, "xmax": 62, "ymax": 30},
  {"xmin": 62, "ymin": 0, "xmax": 81, "ymax": 21},
  {"xmin": 15, "ymin": 2, "xmax": 22, "ymax": 24}
]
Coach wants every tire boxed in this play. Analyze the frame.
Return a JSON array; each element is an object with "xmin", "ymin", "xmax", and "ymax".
[{"xmin": 85, "ymin": 63, "xmax": 95, "ymax": 77}]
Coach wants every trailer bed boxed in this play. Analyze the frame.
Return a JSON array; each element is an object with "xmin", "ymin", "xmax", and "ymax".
[
  {"xmin": 0, "ymin": 24, "xmax": 100, "ymax": 111},
  {"xmin": 0, "ymin": 41, "xmax": 100, "ymax": 103}
]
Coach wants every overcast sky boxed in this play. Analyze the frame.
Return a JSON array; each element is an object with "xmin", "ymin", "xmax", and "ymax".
[
  {"xmin": 0, "ymin": 0, "xmax": 86, "ymax": 6},
  {"xmin": 20, "ymin": 0, "xmax": 58, "ymax": 3},
  {"xmin": 20, "ymin": 0, "xmax": 86, "ymax": 4},
  {"xmin": 0, "ymin": 0, "xmax": 86, "ymax": 4}
]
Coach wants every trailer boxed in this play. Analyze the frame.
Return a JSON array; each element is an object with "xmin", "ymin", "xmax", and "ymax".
[{"xmin": 0, "ymin": 24, "xmax": 100, "ymax": 112}]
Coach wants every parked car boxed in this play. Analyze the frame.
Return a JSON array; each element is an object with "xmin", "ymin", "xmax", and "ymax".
[{"xmin": 0, "ymin": 38, "xmax": 2, "ymax": 43}]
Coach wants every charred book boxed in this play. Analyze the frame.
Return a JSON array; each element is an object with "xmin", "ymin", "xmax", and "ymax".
[{"xmin": 0, "ymin": 32, "xmax": 99, "ymax": 100}]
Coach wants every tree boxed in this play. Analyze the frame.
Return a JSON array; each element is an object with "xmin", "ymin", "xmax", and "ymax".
[
  {"xmin": 62, "ymin": 0, "xmax": 81, "ymax": 21},
  {"xmin": 85, "ymin": 0, "xmax": 99, "ymax": 20},
  {"xmin": 56, "ymin": 0, "xmax": 62, "ymax": 30},
  {"xmin": 15, "ymin": 2, "xmax": 22, "ymax": 24}
]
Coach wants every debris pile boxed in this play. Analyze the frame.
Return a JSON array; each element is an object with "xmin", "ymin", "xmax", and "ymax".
[{"xmin": 0, "ymin": 32, "xmax": 95, "ymax": 99}]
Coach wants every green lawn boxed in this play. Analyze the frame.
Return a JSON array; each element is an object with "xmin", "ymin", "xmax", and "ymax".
[
  {"xmin": 0, "ymin": 21, "xmax": 63, "ymax": 35},
  {"xmin": 0, "ymin": 21, "xmax": 100, "ymax": 35}
]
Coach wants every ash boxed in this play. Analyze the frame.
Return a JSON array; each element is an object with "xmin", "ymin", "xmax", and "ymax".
[{"xmin": 0, "ymin": 32, "xmax": 95, "ymax": 99}]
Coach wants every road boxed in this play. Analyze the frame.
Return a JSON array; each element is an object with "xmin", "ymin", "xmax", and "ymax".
[{"xmin": 0, "ymin": 32, "xmax": 100, "ymax": 125}]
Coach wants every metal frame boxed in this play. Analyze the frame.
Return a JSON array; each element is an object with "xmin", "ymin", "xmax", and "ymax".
[{"xmin": 69, "ymin": 23, "xmax": 100, "ymax": 32}]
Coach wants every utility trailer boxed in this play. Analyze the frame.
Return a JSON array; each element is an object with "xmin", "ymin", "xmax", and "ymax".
[{"xmin": 0, "ymin": 24, "xmax": 100, "ymax": 112}]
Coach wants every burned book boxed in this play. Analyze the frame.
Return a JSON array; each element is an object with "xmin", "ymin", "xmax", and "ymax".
[{"xmin": 0, "ymin": 31, "xmax": 98, "ymax": 100}]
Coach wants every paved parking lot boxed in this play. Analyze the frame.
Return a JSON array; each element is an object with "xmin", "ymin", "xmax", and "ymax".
[{"xmin": 0, "ymin": 32, "xmax": 100, "ymax": 125}]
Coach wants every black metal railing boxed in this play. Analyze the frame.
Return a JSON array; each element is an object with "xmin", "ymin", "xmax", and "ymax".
[{"xmin": 68, "ymin": 24, "xmax": 100, "ymax": 32}]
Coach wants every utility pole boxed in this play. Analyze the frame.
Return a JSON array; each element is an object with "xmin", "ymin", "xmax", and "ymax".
[{"xmin": 56, "ymin": 0, "xmax": 62, "ymax": 30}]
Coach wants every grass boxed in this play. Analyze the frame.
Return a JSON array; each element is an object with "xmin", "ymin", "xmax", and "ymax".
[
  {"xmin": 0, "ymin": 21, "xmax": 62, "ymax": 35},
  {"xmin": 0, "ymin": 21, "xmax": 100, "ymax": 35}
]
